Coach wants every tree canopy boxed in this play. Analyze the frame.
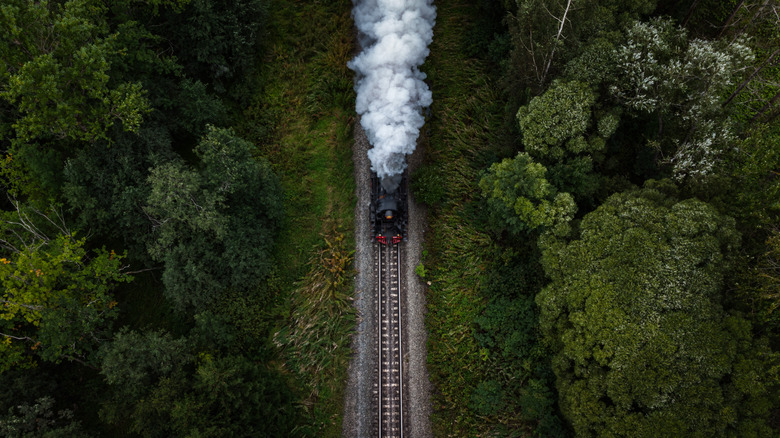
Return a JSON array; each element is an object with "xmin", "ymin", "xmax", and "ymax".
[
  {"xmin": 0, "ymin": 203, "xmax": 130, "ymax": 372},
  {"xmin": 537, "ymin": 182, "xmax": 775, "ymax": 437},
  {"xmin": 0, "ymin": 0, "xmax": 150, "ymax": 144},
  {"xmin": 479, "ymin": 152, "xmax": 576, "ymax": 236},
  {"xmin": 145, "ymin": 126, "xmax": 283, "ymax": 311},
  {"xmin": 100, "ymin": 326, "xmax": 297, "ymax": 437}
]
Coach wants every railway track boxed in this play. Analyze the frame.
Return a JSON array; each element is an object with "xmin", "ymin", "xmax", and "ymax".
[{"xmin": 375, "ymin": 242, "xmax": 404, "ymax": 438}]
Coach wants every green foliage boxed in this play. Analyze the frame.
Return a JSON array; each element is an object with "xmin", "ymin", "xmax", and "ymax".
[
  {"xmin": 0, "ymin": 0, "xmax": 325, "ymax": 435},
  {"xmin": 173, "ymin": 79, "xmax": 229, "ymax": 137},
  {"xmin": 0, "ymin": 204, "xmax": 130, "ymax": 372},
  {"xmin": 537, "ymin": 182, "xmax": 775, "ymax": 436},
  {"xmin": 608, "ymin": 17, "xmax": 754, "ymax": 180},
  {"xmin": 757, "ymin": 230, "xmax": 780, "ymax": 312},
  {"xmin": 100, "ymin": 328, "xmax": 191, "ymax": 401},
  {"xmin": 183, "ymin": 354, "xmax": 296, "ymax": 437},
  {"xmin": 517, "ymin": 378, "xmax": 568, "ymax": 437},
  {"xmin": 101, "ymin": 328, "xmax": 296, "ymax": 437},
  {"xmin": 726, "ymin": 124, "xmax": 780, "ymax": 232},
  {"xmin": 472, "ymin": 246, "xmax": 570, "ymax": 437},
  {"xmin": 273, "ymin": 230, "xmax": 355, "ymax": 435},
  {"xmin": 515, "ymin": 80, "xmax": 613, "ymax": 200},
  {"xmin": 517, "ymin": 80, "xmax": 599, "ymax": 161},
  {"xmin": 63, "ymin": 126, "xmax": 176, "ymax": 259},
  {"xmin": 479, "ymin": 152, "xmax": 576, "ymax": 236},
  {"xmin": 232, "ymin": 2, "xmax": 358, "ymax": 433},
  {"xmin": 545, "ymin": 155, "xmax": 602, "ymax": 202},
  {"xmin": 414, "ymin": 262, "xmax": 427, "ymax": 278},
  {"xmin": 474, "ymin": 296, "xmax": 537, "ymax": 363},
  {"xmin": 0, "ymin": 0, "xmax": 150, "ymax": 144},
  {"xmin": 145, "ymin": 126, "xmax": 282, "ymax": 311},
  {"xmin": 0, "ymin": 145, "xmax": 67, "ymax": 203},
  {"xmin": 503, "ymin": 0, "xmax": 657, "ymax": 91},
  {"xmin": 734, "ymin": 229, "xmax": 780, "ymax": 336},
  {"xmin": 0, "ymin": 396, "xmax": 90, "ymax": 438},
  {"xmin": 470, "ymin": 380, "xmax": 505, "ymax": 416},
  {"xmin": 158, "ymin": 0, "xmax": 269, "ymax": 92}
]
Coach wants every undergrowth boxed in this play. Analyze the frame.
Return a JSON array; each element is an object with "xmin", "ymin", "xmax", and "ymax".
[
  {"xmin": 274, "ymin": 230, "xmax": 355, "ymax": 437},
  {"xmin": 423, "ymin": 0, "xmax": 524, "ymax": 436},
  {"xmin": 236, "ymin": 0, "xmax": 357, "ymax": 435}
]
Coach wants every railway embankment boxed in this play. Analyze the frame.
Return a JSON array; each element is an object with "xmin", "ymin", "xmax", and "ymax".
[{"xmin": 343, "ymin": 124, "xmax": 432, "ymax": 438}]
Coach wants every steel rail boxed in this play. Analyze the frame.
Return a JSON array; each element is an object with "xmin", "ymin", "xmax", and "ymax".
[
  {"xmin": 377, "ymin": 242, "xmax": 404, "ymax": 438},
  {"xmin": 397, "ymin": 244, "xmax": 403, "ymax": 438},
  {"xmin": 378, "ymin": 244, "xmax": 383, "ymax": 438}
]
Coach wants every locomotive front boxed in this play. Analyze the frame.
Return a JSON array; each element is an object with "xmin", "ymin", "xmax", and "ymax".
[{"xmin": 370, "ymin": 173, "xmax": 407, "ymax": 245}]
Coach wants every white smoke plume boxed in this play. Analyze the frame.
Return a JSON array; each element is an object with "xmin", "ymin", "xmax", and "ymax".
[{"xmin": 348, "ymin": 0, "xmax": 436, "ymax": 183}]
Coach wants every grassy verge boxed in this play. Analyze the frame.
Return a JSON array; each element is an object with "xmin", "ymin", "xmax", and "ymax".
[
  {"xmin": 236, "ymin": 0, "xmax": 357, "ymax": 435},
  {"xmin": 422, "ymin": 1, "xmax": 506, "ymax": 436}
]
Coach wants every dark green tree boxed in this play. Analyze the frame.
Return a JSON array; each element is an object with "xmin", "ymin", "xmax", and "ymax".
[
  {"xmin": 504, "ymin": 0, "xmax": 657, "ymax": 90},
  {"xmin": 61, "ymin": 125, "xmax": 176, "ymax": 260},
  {"xmin": 99, "ymin": 328, "xmax": 192, "ymax": 435},
  {"xmin": 157, "ymin": 0, "xmax": 269, "ymax": 92},
  {"xmin": 145, "ymin": 126, "xmax": 282, "ymax": 311},
  {"xmin": 0, "ymin": 396, "xmax": 90, "ymax": 438},
  {"xmin": 100, "ymin": 327, "xmax": 296, "ymax": 437},
  {"xmin": 537, "ymin": 181, "xmax": 776, "ymax": 437}
]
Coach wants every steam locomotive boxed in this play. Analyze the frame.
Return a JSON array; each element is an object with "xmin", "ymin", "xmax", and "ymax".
[{"xmin": 371, "ymin": 173, "xmax": 407, "ymax": 245}]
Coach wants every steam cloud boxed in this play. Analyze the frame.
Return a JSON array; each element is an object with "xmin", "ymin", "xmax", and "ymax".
[{"xmin": 348, "ymin": 0, "xmax": 436, "ymax": 182}]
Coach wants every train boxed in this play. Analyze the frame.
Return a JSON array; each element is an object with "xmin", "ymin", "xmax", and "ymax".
[{"xmin": 370, "ymin": 173, "xmax": 407, "ymax": 245}]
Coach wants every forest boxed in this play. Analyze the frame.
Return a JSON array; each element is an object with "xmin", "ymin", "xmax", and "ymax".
[
  {"xmin": 418, "ymin": 0, "xmax": 780, "ymax": 436},
  {"xmin": 0, "ymin": 0, "xmax": 778, "ymax": 437}
]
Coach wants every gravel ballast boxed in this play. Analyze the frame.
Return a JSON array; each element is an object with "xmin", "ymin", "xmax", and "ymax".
[{"xmin": 342, "ymin": 124, "xmax": 432, "ymax": 438}]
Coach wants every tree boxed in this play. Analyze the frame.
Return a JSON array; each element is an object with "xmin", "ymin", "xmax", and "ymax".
[
  {"xmin": 516, "ymin": 80, "xmax": 614, "ymax": 198},
  {"xmin": 517, "ymin": 80, "xmax": 600, "ymax": 161},
  {"xmin": 537, "ymin": 181, "xmax": 775, "ymax": 437},
  {"xmin": 717, "ymin": 0, "xmax": 780, "ymax": 124},
  {"xmin": 0, "ymin": 203, "xmax": 131, "ymax": 372},
  {"xmin": 479, "ymin": 152, "xmax": 576, "ymax": 237},
  {"xmin": 157, "ymin": 0, "xmax": 270, "ymax": 92},
  {"xmin": 61, "ymin": 125, "xmax": 177, "ymax": 260},
  {"xmin": 474, "ymin": 295, "xmax": 538, "ymax": 364},
  {"xmin": 100, "ymin": 328, "xmax": 297, "ymax": 437},
  {"xmin": 0, "ymin": 0, "xmax": 150, "ymax": 144},
  {"xmin": 504, "ymin": 0, "xmax": 657, "ymax": 90},
  {"xmin": 0, "ymin": 396, "xmax": 90, "ymax": 438},
  {"xmin": 608, "ymin": 18, "xmax": 754, "ymax": 180},
  {"xmin": 100, "ymin": 328, "xmax": 192, "ymax": 400},
  {"xmin": 145, "ymin": 126, "xmax": 282, "ymax": 311}
]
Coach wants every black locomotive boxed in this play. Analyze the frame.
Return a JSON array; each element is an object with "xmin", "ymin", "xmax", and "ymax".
[{"xmin": 370, "ymin": 173, "xmax": 407, "ymax": 245}]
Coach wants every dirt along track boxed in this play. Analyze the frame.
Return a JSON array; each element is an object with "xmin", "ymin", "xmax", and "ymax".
[{"xmin": 343, "ymin": 123, "xmax": 432, "ymax": 438}]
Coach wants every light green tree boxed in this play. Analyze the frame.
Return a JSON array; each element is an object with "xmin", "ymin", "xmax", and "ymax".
[
  {"xmin": 537, "ymin": 181, "xmax": 776, "ymax": 437},
  {"xmin": 0, "ymin": 0, "xmax": 150, "ymax": 144},
  {"xmin": 479, "ymin": 152, "xmax": 576, "ymax": 237},
  {"xmin": 0, "ymin": 203, "xmax": 130, "ymax": 372},
  {"xmin": 517, "ymin": 80, "xmax": 600, "ymax": 161},
  {"xmin": 516, "ymin": 80, "xmax": 615, "ymax": 198}
]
